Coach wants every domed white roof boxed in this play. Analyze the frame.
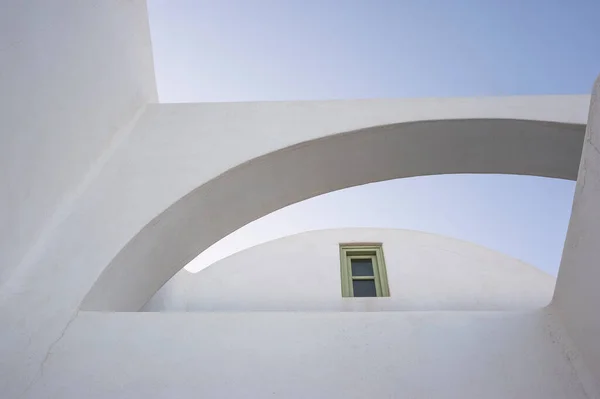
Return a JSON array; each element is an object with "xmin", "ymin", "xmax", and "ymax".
[{"xmin": 144, "ymin": 228, "xmax": 554, "ymax": 312}]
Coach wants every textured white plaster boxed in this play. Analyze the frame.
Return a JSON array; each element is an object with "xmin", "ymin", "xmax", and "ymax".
[
  {"xmin": 22, "ymin": 310, "xmax": 594, "ymax": 399},
  {"xmin": 0, "ymin": 2, "xmax": 156, "ymax": 397},
  {"xmin": 554, "ymin": 76, "xmax": 600, "ymax": 394},
  {"xmin": 0, "ymin": 0, "xmax": 157, "ymax": 287},
  {"xmin": 143, "ymin": 228, "xmax": 555, "ymax": 312}
]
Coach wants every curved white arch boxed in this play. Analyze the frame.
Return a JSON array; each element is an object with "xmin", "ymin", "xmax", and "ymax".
[{"xmin": 81, "ymin": 115, "xmax": 585, "ymax": 311}]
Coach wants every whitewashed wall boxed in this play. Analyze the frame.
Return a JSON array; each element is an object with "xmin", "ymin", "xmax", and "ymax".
[
  {"xmin": 0, "ymin": 1, "xmax": 157, "ymax": 285},
  {"xmin": 0, "ymin": 2, "xmax": 157, "ymax": 397},
  {"xmin": 143, "ymin": 228, "xmax": 555, "ymax": 312},
  {"xmin": 554, "ymin": 75, "xmax": 600, "ymax": 393},
  {"xmin": 25, "ymin": 310, "xmax": 593, "ymax": 399}
]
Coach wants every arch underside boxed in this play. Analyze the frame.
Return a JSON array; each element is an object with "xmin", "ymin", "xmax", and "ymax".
[{"xmin": 81, "ymin": 118, "xmax": 585, "ymax": 311}]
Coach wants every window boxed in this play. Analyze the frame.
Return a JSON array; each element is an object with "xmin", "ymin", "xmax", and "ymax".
[{"xmin": 340, "ymin": 244, "xmax": 390, "ymax": 297}]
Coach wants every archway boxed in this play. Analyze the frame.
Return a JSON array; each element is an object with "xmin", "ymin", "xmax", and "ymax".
[{"xmin": 81, "ymin": 118, "xmax": 585, "ymax": 311}]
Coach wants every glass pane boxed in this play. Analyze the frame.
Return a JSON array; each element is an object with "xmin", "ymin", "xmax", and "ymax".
[
  {"xmin": 351, "ymin": 258, "xmax": 374, "ymax": 276},
  {"xmin": 353, "ymin": 279, "xmax": 377, "ymax": 297}
]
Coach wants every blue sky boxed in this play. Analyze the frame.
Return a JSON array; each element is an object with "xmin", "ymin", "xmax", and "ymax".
[{"xmin": 147, "ymin": 0, "xmax": 599, "ymax": 275}]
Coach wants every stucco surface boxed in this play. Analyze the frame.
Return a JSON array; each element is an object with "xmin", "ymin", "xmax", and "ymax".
[
  {"xmin": 22, "ymin": 310, "xmax": 593, "ymax": 399},
  {"xmin": 143, "ymin": 228, "xmax": 555, "ymax": 312},
  {"xmin": 0, "ymin": 2, "xmax": 157, "ymax": 397},
  {"xmin": 0, "ymin": 0, "xmax": 157, "ymax": 287},
  {"xmin": 1, "ymin": 97, "xmax": 588, "ymax": 396},
  {"xmin": 554, "ymin": 76, "xmax": 600, "ymax": 393}
]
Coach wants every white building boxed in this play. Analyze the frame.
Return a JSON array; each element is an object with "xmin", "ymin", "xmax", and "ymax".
[
  {"xmin": 0, "ymin": 2, "xmax": 599, "ymax": 398},
  {"xmin": 143, "ymin": 228, "xmax": 556, "ymax": 313}
]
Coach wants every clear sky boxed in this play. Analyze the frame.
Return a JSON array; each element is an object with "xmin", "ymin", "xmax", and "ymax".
[{"xmin": 147, "ymin": 0, "xmax": 600, "ymax": 275}]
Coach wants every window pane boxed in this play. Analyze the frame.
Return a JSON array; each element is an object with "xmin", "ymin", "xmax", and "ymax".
[
  {"xmin": 352, "ymin": 279, "xmax": 377, "ymax": 297},
  {"xmin": 351, "ymin": 258, "xmax": 374, "ymax": 276}
]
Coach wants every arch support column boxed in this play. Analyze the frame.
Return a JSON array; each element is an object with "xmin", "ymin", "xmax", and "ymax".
[{"xmin": 553, "ymin": 75, "xmax": 600, "ymax": 392}]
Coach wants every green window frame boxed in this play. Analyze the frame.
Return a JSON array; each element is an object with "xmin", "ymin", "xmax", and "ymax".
[{"xmin": 340, "ymin": 244, "xmax": 390, "ymax": 297}]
